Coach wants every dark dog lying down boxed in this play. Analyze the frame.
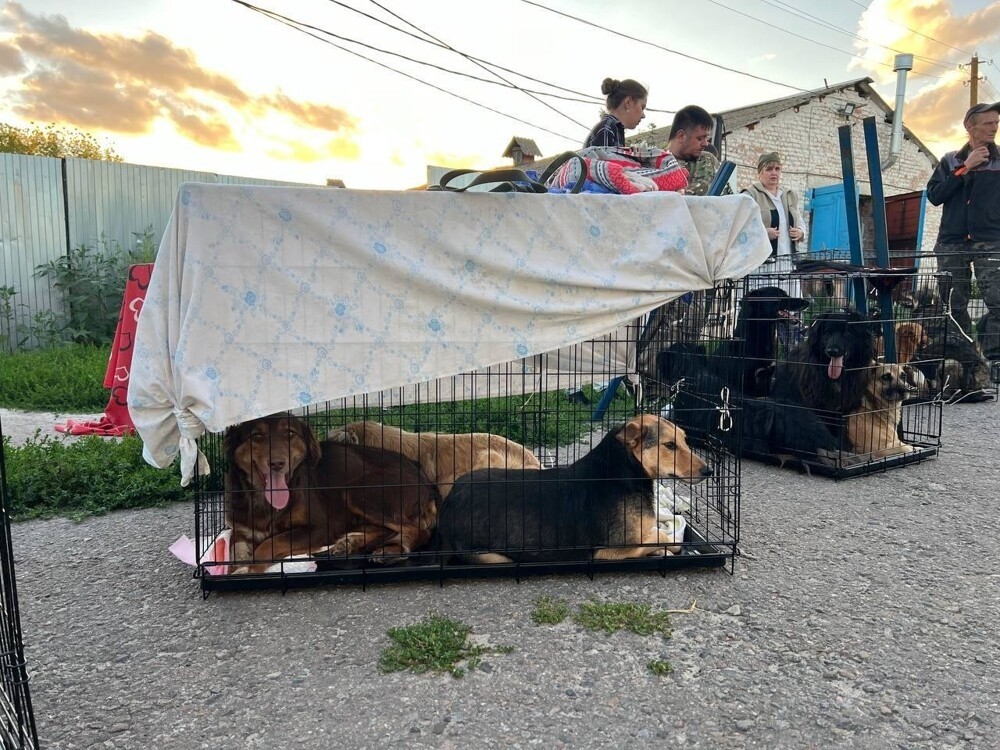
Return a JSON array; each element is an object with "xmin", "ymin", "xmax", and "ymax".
[
  {"xmin": 438, "ymin": 414, "xmax": 711, "ymax": 563},
  {"xmin": 670, "ymin": 370, "xmax": 841, "ymax": 469}
]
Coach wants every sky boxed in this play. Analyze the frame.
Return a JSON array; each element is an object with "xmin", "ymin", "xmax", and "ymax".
[{"xmin": 1, "ymin": 0, "xmax": 999, "ymax": 190}]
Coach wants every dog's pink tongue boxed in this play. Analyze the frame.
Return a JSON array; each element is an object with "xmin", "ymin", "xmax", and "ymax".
[
  {"xmin": 264, "ymin": 470, "xmax": 290, "ymax": 510},
  {"xmin": 828, "ymin": 356, "xmax": 844, "ymax": 380}
]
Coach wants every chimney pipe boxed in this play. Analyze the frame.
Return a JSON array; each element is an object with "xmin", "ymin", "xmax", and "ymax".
[{"xmin": 882, "ymin": 53, "xmax": 914, "ymax": 171}]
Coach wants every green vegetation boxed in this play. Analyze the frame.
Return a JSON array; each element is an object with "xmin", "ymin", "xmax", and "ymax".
[
  {"xmin": 0, "ymin": 344, "xmax": 111, "ymax": 411},
  {"xmin": 0, "ymin": 122, "xmax": 123, "ymax": 161},
  {"xmin": 573, "ymin": 600, "xmax": 673, "ymax": 639},
  {"xmin": 646, "ymin": 658, "xmax": 673, "ymax": 676},
  {"xmin": 378, "ymin": 614, "xmax": 513, "ymax": 678},
  {"xmin": 531, "ymin": 595, "xmax": 570, "ymax": 625},
  {"xmin": 2, "ymin": 434, "xmax": 190, "ymax": 521}
]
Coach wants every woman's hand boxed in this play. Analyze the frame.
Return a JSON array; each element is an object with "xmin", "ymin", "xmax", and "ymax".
[
  {"xmin": 767, "ymin": 227, "xmax": 780, "ymax": 240},
  {"xmin": 789, "ymin": 226, "xmax": 804, "ymax": 241}
]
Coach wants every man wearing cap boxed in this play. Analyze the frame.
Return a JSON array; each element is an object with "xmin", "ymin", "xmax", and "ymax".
[{"xmin": 926, "ymin": 101, "xmax": 1000, "ymax": 359}]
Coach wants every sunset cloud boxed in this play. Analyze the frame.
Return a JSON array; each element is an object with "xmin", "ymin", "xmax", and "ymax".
[
  {"xmin": 0, "ymin": 2, "xmax": 358, "ymax": 152},
  {"xmin": 853, "ymin": 0, "xmax": 1000, "ymax": 146}
]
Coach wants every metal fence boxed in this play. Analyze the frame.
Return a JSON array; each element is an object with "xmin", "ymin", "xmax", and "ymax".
[{"xmin": 0, "ymin": 153, "xmax": 317, "ymax": 350}]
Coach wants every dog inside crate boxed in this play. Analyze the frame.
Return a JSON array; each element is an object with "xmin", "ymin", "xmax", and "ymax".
[
  {"xmin": 648, "ymin": 271, "xmax": 947, "ymax": 476},
  {"xmin": 193, "ymin": 329, "xmax": 737, "ymax": 579}
]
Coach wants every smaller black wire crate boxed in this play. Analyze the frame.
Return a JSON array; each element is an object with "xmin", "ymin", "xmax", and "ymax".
[
  {"xmin": 191, "ymin": 307, "xmax": 742, "ymax": 592},
  {"xmin": 648, "ymin": 268, "xmax": 949, "ymax": 478}
]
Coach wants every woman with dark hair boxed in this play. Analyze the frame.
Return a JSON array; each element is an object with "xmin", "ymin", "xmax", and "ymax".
[{"xmin": 584, "ymin": 78, "xmax": 648, "ymax": 148}]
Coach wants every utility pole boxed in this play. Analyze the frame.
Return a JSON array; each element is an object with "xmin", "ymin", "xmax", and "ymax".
[{"xmin": 971, "ymin": 55, "xmax": 979, "ymax": 106}]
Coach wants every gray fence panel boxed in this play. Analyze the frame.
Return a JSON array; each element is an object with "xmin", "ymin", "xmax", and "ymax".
[
  {"xmin": 0, "ymin": 154, "xmax": 66, "ymax": 349},
  {"xmin": 0, "ymin": 157, "xmax": 321, "ymax": 350}
]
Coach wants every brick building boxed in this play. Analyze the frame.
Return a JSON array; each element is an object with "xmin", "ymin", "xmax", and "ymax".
[{"xmin": 635, "ymin": 77, "xmax": 942, "ymax": 259}]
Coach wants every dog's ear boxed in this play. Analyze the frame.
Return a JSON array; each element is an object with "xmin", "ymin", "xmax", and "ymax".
[
  {"xmin": 622, "ymin": 418, "xmax": 645, "ymax": 449},
  {"xmin": 303, "ymin": 420, "xmax": 322, "ymax": 467},
  {"xmin": 222, "ymin": 423, "xmax": 248, "ymax": 488}
]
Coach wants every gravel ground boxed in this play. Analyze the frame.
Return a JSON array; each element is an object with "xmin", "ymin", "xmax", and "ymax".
[{"xmin": 6, "ymin": 403, "xmax": 1000, "ymax": 749}]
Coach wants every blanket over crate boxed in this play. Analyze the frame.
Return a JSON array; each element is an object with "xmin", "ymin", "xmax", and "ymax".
[{"xmin": 128, "ymin": 183, "xmax": 772, "ymax": 484}]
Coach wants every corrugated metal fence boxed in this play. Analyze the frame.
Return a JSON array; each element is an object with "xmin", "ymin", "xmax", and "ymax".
[{"xmin": 0, "ymin": 154, "xmax": 315, "ymax": 350}]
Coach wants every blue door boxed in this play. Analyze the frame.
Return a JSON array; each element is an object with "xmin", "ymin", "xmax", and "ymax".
[{"xmin": 804, "ymin": 184, "xmax": 853, "ymax": 261}]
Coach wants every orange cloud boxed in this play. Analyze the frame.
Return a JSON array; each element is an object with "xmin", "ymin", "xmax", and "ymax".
[
  {"xmin": 265, "ymin": 136, "xmax": 362, "ymax": 163},
  {"xmin": 0, "ymin": 2, "xmax": 358, "ymax": 151},
  {"xmin": 853, "ymin": 0, "xmax": 1000, "ymax": 147}
]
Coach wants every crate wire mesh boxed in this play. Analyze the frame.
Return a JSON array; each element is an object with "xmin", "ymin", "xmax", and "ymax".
[
  {"xmin": 663, "ymin": 266, "xmax": 949, "ymax": 478},
  {"xmin": 0, "ymin": 419, "xmax": 39, "ymax": 749},
  {"xmin": 192, "ymin": 293, "xmax": 742, "ymax": 591}
]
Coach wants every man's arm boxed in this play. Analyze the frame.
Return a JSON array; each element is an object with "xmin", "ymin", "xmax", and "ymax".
[{"xmin": 926, "ymin": 155, "xmax": 964, "ymax": 206}]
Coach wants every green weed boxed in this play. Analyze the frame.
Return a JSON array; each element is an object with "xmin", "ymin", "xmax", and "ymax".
[
  {"xmin": 378, "ymin": 614, "xmax": 512, "ymax": 678},
  {"xmin": 646, "ymin": 658, "xmax": 673, "ymax": 676},
  {"xmin": 531, "ymin": 595, "xmax": 570, "ymax": 625},
  {"xmin": 574, "ymin": 601, "xmax": 673, "ymax": 639}
]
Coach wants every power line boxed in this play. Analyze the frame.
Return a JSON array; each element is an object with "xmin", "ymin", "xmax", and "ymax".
[
  {"xmin": 230, "ymin": 0, "xmax": 581, "ymax": 141},
  {"xmin": 844, "ymin": 0, "xmax": 975, "ymax": 57},
  {"xmin": 365, "ymin": 0, "xmax": 588, "ymax": 130},
  {"xmin": 702, "ymin": 0, "xmax": 947, "ymax": 81},
  {"xmin": 317, "ymin": 1, "xmax": 608, "ymax": 109},
  {"xmin": 760, "ymin": 0, "xmax": 960, "ymax": 71},
  {"xmin": 519, "ymin": 0, "xmax": 813, "ymax": 93},
  {"xmin": 320, "ymin": 0, "xmax": 678, "ymax": 115}
]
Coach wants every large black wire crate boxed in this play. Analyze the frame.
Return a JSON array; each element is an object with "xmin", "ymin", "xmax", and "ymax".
[
  {"xmin": 0, "ymin": 420, "xmax": 39, "ymax": 749},
  {"xmin": 647, "ymin": 267, "xmax": 949, "ymax": 478},
  {"xmin": 191, "ymin": 308, "xmax": 742, "ymax": 591}
]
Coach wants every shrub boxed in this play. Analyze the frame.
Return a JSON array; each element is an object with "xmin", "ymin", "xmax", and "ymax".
[
  {"xmin": 2, "ymin": 433, "xmax": 190, "ymax": 521},
  {"xmin": 31, "ymin": 227, "xmax": 157, "ymax": 347}
]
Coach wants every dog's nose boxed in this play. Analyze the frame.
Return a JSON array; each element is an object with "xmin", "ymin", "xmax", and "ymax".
[
  {"xmin": 700, "ymin": 465, "xmax": 714, "ymax": 477},
  {"xmin": 270, "ymin": 460, "xmax": 286, "ymax": 471}
]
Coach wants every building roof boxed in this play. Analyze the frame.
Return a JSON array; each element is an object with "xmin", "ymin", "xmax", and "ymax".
[
  {"xmin": 636, "ymin": 77, "xmax": 938, "ymax": 165},
  {"xmin": 502, "ymin": 137, "xmax": 542, "ymax": 158}
]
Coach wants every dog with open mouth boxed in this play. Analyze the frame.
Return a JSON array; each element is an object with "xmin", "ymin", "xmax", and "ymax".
[
  {"xmin": 223, "ymin": 412, "xmax": 439, "ymax": 573},
  {"xmin": 846, "ymin": 363, "xmax": 915, "ymax": 459},
  {"xmin": 771, "ymin": 310, "xmax": 879, "ymax": 420}
]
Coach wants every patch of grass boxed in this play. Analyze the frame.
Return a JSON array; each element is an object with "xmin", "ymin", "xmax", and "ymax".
[
  {"xmin": 378, "ymin": 614, "xmax": 512, "ymax": 678},
  {"xmin": 2, "ymin": 433, "xmax": 190, "ymax": 521},
  {"xmin": 0, "ymin": 344, "xmax": 111, "ymax": 411},
  {"xmin": 532, "ymin": 595, "xmax": 570, "ymax": 625},
  {"xmin": 646, "ymin": 658, "xmax": 673, "ymax": 676},
  {"xmin": 573, "ymin": 601, "xmax": 673, "ymax": 639}
]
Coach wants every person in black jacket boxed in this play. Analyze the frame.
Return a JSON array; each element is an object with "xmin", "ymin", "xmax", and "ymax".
[{"xmin": 926, "ymin": 101, "xmax": 1000, "ymax": 358}]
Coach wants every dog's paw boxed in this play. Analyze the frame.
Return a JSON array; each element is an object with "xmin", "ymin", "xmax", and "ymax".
[{"xmin": 369, "ymin": 545, "xmax": 408, "ymax": 565}]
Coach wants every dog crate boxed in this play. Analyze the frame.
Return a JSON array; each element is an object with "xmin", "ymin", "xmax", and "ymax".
[
  {"xmin": 658, "ymin": 264, "xmax": 949, "ymax": 479},
  {"xmin": 0, "ymin": 421, "xmax": 40, "ymax": 749},
  {"xmin": 191, "ymin": 290, "xmax": 744, "ymax": 592}
]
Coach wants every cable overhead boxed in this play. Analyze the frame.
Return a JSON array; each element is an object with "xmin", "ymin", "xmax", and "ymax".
[
  {"xmin": 229, "ymin": 0, "xmax": 579, "ymax": 141},
  {"xmin": 844, "ymin": 0, "xmax": 975, "ymax": 57},
  {"xmin": 702, "ymin": 0, "xmax": 946, "ymax": 81},
  {"xmin": 318, "ymin": 0, "xmax": 677, "ymax": 115},
  {"xmin": 519, "ymin": 0, "xmax": 812, "ymax": 93},
  {"xmin": 760, "ymin": 0, "xmax": 961, "ymax": 71},
  {"xmin": 365, "ymin": 0, "xmax": 588, "ymax": 130}
]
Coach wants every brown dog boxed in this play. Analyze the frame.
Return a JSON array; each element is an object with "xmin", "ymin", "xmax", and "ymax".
[
  {"xmin": 846, "ymin": 363, "xmax": 914, "ymax": 459},
  {"xmin": 438, "ymin": 414, "xmax": 712, "ymax": 564},
  {"xmin": 328, "ymin": 421, "xmax": 541, "ymax": 498},
  {"xmin": 223, "ymin": 413, "xmax": 439, "ymax": 573}
]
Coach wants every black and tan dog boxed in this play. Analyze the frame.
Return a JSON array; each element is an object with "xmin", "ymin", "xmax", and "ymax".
[
  {"xmin": 846, "ymin": 363, "xmax": 914, "ymax": 459},
  {"xmin": 437, "ymin": 414, "xmax": 711, "ymax": 564},
  {"xmin": 224, "ymin": 413, "xmax": 439, "ymax": 573}
]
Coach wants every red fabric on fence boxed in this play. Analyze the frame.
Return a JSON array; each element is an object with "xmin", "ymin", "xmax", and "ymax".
[{"xmin": 54, "ymin": 263, "xmax": 154, "ymax": 437}]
